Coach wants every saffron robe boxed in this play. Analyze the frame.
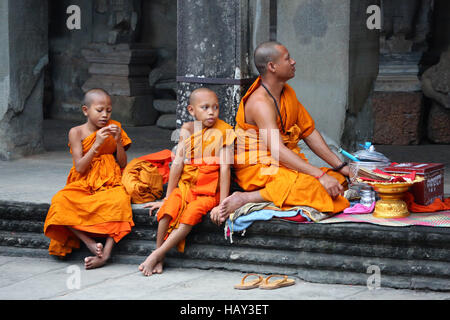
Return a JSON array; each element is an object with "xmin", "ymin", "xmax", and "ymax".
[
  {"xmin": 43, "ymin": 120, "xmax": 135, "ymax": 256},
  {"xmin": 121, "ymin": 149, "xmax": 173, "ymax": 204},
  {"xmin": 157, "ymin": 119, "xmax": 236, "ymax": 252},
  {"xmin": 233, "ymin": 77, "xmax": 349, "ymax": 213}
]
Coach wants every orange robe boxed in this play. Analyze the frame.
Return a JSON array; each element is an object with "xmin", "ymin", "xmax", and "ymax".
[
  {"xmin": 121, "ymin": 149, "xmax": 173, "ymax": 204},
  {"xmin": 233, "ymin": 76, "xmax": 349, "ymax": 213},
  {"xmin": 157, "ymin": 119, "xmax": 235, "ymax": 252},
  {"xmin": 44, "ymin": 120, "xmax": 135, "ymax": 256}
]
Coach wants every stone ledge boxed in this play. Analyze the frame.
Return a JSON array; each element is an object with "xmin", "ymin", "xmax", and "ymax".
[{"xmin": 2, "ymin": 200, "xmax": 450, "ymax": 291}]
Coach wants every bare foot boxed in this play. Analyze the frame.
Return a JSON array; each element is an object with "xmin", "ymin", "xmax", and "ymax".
[
  {"xmin": 153, "ymin": 260, "xmax": 164, "ymax": 274},
  {"xmin": 86, "ymin": 242, "xmax": 103, "ymax": 258},
  {"xmin": 84, "ymin": 256, "xmax": 107, "ymax": 269},
  {"xmin": 95, "ymin": 243, "xmax": 104, "ymax": 258},
  {"xmin": 219, "ymin": 192, "xmax": 248, "ymax": 218},
  {"xmin": 138, "ymin": 253, "xmax": 159, "ymax": 277}
]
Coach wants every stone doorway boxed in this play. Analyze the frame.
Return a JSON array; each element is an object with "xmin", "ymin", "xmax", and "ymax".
[
  {"xmin": 372, "ymin": 0, "xmax": 450, "ymax": 145},
  {"xmin": 45, "ymin": 0, "xmax": 178, "ymax": 130}
]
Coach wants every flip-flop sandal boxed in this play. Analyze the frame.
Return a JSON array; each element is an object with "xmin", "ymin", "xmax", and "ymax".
[
  {"xmin": 234, "ymin": 273, "xmax": 263, "ymax": 290},
  {"xmin": 259, "ymin": 275, "xmax": 295, "ymax": 290}
]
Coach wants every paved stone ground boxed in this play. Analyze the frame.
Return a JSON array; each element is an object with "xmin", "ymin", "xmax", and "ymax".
[{"xmin": 0, "ymin": 256, "xmax": 449, "ymax": 301}]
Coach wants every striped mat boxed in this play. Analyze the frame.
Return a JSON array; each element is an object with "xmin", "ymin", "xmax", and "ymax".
[{"xmin": 318, "ymin": 210, "xmax": 450, "ymax": 227}]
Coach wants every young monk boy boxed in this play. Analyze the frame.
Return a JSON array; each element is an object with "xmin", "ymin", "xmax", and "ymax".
[
  {"xmin": 139, "ymin": 88, "xmax": 235, "ymax": 276},
  {"xmin": 44, "ymin": 88, "xmax": 135, "ymax": 269}
]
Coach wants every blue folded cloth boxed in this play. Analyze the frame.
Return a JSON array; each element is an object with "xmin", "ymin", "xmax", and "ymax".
[{"xmin": 227, "ymin": 209, "xmax": 300, "ymax": 232}]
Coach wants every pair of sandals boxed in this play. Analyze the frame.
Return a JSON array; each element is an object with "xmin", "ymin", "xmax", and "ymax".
[{"xmin": 234, "ymin": 273, "xmax": 296, "ymax": 290}]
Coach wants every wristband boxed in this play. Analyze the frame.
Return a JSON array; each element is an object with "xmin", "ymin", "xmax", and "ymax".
[
  {"xmin": 315, "ymin": 171, "xmax": 326, "ymax": 179},
  {"xmin": 333, "ymin": 161, "xmax": 348, "ymax": 171}
]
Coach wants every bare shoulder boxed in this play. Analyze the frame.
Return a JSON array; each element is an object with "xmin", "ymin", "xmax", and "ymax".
[
  {"xmin": 245, "ymin": 88, "xmax": 277, "ymax": 125},
  {"xmin": 180, "ymin": 121, "xmax": 195, "ymax": 135},
  {"xmin": 68, "ymin": 125, "xmax": 83, "ymax": 140}
]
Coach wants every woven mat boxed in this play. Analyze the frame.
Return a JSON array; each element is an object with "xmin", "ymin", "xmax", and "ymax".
[{"xmin": 317, "ymin": 210, "xmax": 450, "ymax": 227}]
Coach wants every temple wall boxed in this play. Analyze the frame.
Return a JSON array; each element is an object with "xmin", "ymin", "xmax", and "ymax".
[{"xmin": 0, "ymin": 0, "xmax": 48, "ymax": 160}]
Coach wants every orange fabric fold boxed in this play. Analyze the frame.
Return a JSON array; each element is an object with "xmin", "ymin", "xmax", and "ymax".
[
  {"xmin": 138, "ymin": 149, "xmax": 173, "ymax": 184},
  {"xmin": 404, "ymin": 192, "xmax": 450, "ymax": 213},
  {"xmin": 43, "ymin": 120, "xmax": 135, "ymax": 257},
  {"xmin": 121, "ymin": 150, "xmax": 173, "ymax": 204},
  {"xmin": 233, "ymin": 76, "xmax": 349, "ymax": 213},
  {"xmin": 157, "ymin": 119, "xmax": 235, "ymax": 252}
]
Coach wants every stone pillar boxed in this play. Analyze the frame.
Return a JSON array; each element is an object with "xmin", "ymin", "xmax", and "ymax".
[
  {"xmin": 0, "ymin": 0, "xmax": 48, "ymax": 160},
  {"xmin": 277, "ymin": 0, "xmax": 379, "ymax": 163},
  {"xmin": 176, "ymin": 0, "xmax": 262, "ymax": 128}
]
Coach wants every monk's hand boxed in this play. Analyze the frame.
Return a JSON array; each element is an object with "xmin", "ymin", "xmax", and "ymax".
[
  {"xmin": 108, "ymin": 124, "xmax": 121, "ymax": 142},
  {"xmin": 143, "ymin": 201, "xmax": 163, "ymax": 216},
  {"xmin": 318, "ymin": 174, "xmax": 344, "ymax": 199},
  {"xmin": 95, "ymin": 126, "xmax": 112, "ymax": 147},
  {"xmin": 210, "ymin": 206, "xmax": 221, "ymax": 226}
]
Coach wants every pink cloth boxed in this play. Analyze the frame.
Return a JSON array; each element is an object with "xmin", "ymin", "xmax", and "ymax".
[{"xmin": 343, "ymin": 202, "xmax": 375, "ymax": 214}]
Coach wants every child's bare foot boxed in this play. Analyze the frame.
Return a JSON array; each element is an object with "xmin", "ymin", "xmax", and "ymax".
[
  {"xmin": 86, "ymin": 242, "xmax": 104, "ymax": 258},
  {"xmin": 84, "ymin": 255, "xmax": 108, "ymax": 269},
  {"xmin": 153, "ymin": 260, "xmax": 164, "ymax": 274},
  {"xmin": 139, "ymin": 253, "xmax": 160, "ymax": 277},
  {"xmin": 95, "ymin": 243, "xmax": 104, "ymax": 257}
]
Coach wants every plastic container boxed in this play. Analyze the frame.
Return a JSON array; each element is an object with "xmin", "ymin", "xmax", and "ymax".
[
  {"xmin": 360, "ymin": 186, "xmax": 376, "ymax": 207},
  {"xmin": 349, "ymin": 161, "xmax": 390, "ymax": 184},
  {"xmin": 347, "ymin": 142, "xmax": 391, "ymax": 184}
]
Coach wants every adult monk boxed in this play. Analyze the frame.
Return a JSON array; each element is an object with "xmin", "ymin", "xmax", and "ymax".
[{"xmin": 217, "ymin": 41, "xmax": 350, "ymax": 224}]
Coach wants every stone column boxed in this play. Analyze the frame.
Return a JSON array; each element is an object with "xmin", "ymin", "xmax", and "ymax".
[
  {"xmin": 277, "ymin": 0, "xmax": 380, "ymax": 163},
  {"xmin": 0, "ymin": 0, "xmax": 48, "ymax": 160},
  {"xmin": 176, "ymin": 0, "xmax": 264, "ymax": 128}
]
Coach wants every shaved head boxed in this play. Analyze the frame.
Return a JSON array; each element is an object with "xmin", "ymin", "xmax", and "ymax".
[
  {"xmin": 189, "ymin": 87, "xmax": 218, "ymax": 105},
  {"xmin": 254, "ymin": 41, "xmax": 284, "ymax": 75},
  {"xmin": 83, "ymin": 88, "xmax": 111, "ymax": 107}
]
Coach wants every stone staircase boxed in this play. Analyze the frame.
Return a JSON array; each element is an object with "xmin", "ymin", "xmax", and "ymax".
[
  {"xmin": 1, "ymin": 200, "xmax": 450, "ymax": 291},
  {"xmin": 148, "ymin": 58, "xmax": 178, "ymax": 130},
  {"xmin": 153, "ymin": 82, "xmax": 177, "ymax": 130}
]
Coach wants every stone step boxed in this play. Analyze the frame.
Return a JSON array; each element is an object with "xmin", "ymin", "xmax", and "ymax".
[
  {"xmin": 3, "ymin": 228, "xmax": 450, "ymax": 280},
  {"xmin": 81, "ymin": 43, "xmax": 158, "ymax": 65},
  {"xmin": 2, "ymin": 201, "xmax": 450, "ymax": 291},
  {"xmin": 82, "ymin": 75, "xmax": 152, "ymax": 96},
  {"xmin": 2, "ymin": 217, "xmax": 450, "ymax": 265},
  {"xmin": 154, "ymin": 80, "xmax": 177, "ymax": 93},
  {"xmin": 153, "ymin": 99, "xmax": 177, "ymax": 114},
  {"xmin": 156, "ymin": 114, "xmax": 177, "ymax": 130},
  {"xmin": 3, "ymin": 201, "xmax": 450, "ymax": 250},
  {"xmin": 2, "ymin": 231, "xmax": 450, "ymax": 291}
]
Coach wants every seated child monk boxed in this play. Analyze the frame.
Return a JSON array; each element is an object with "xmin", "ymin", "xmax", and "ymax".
[
  {"xmin": 43, "ymin": 88, "xmax": 135, "ymax": 269},
  {"xmin": 139, "ymin": 88, "xmax": 235, "ymax": 276}
]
